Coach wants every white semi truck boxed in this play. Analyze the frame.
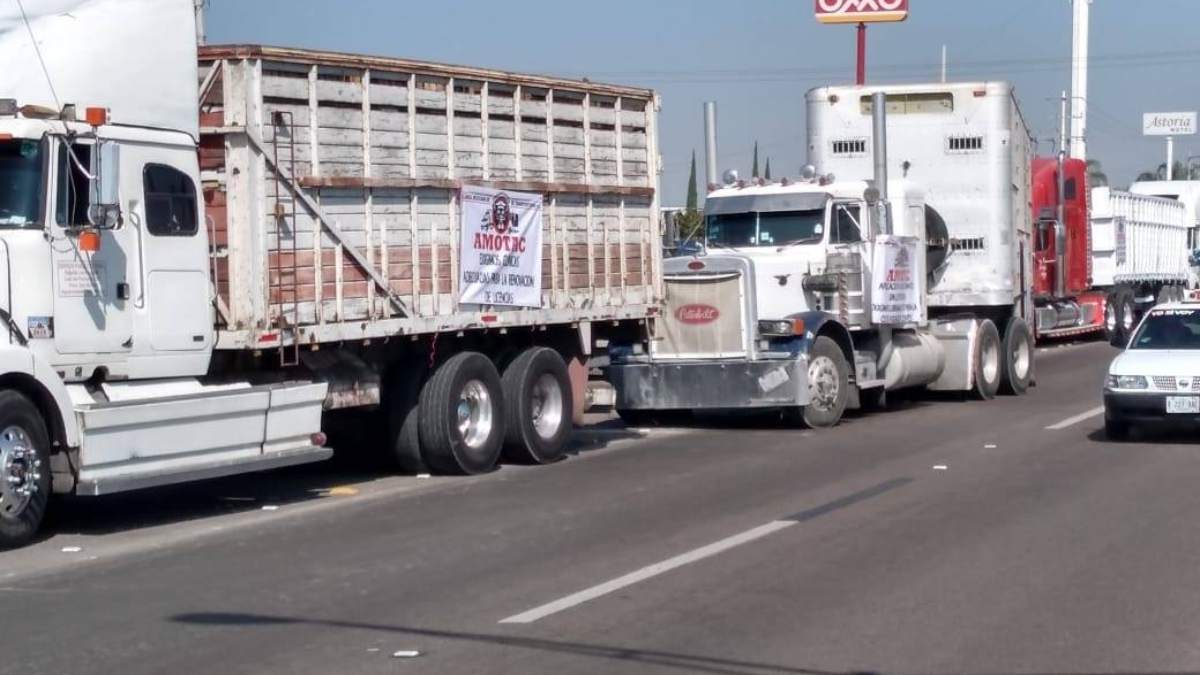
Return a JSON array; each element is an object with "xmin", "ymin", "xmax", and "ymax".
[
  {"xmin": 0, "ymin": 2, "xmax": 662, "ymax": 547},
  {"xmin": 609, "ymin": 82, "xmax": 1035, "ymax": 425}
]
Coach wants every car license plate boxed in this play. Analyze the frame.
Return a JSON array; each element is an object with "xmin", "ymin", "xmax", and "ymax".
[{"xmin": 1167, "ymin": 396, "xmax": 1200, "ymax": 414}]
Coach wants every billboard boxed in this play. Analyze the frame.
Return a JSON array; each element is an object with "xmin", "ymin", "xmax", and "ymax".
[
  {"xmin": 1143, "ymin": 112, "xmax": 1197, "ymax": 137},
  {"xmin": 815, "ymin": 0, "xmax": 909, "ymax": 24}
]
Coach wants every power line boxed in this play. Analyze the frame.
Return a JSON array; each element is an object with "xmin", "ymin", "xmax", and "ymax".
[{"xmin": 15, "ymin": 0, "xmax": 60, "ymax": 110}]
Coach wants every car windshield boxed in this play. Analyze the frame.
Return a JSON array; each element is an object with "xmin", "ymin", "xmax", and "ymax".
[
  {"xmin": 1129, "ymin": 308, "xmax": 1200, "ymax": 350},
  {"xmin": 706, "ymin": 209, "xmax": 825, "ymax": 248},
  {"xmin": 0, "ymin": 139, "xmax": 44, "ymax": 228}
]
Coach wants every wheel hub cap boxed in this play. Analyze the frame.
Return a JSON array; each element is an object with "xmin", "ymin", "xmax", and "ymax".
[
  {"xmin": 808, "ymin": 356, "xmax": 839, "ymax": 411},
  {"xmin": 457, "ymin": 380, "xmax": 494, "ymax": 451},
  {"xmin": 982, "ymin": 339, "xmax": 1000, "ymax": 383},
  {"xmin": 0, "ymin": 425, "xmax": 39, "ymax": 518},
  {"xmin": 530, "ymin": 374, "xmax": 564, "ymax": 440}
]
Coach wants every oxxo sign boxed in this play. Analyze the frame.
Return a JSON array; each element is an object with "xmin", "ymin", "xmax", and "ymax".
[
  {"xmin": 815, "ymin": 0, "xmax": 909, "ymax": 23},
  {"xmin": 1143, "ymin": 112, "xmax": 1198, "ymax": 137}
]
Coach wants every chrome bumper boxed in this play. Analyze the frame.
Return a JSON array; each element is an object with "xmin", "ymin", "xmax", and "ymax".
[{"xmin": 608, "ymin": 357, "xmax": 811, "ymax": 411}]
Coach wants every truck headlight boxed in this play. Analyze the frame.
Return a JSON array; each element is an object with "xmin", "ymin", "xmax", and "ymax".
[
  {"xmin": 758, "ymin": 319, "xmax": 806, "ymax": 337},
  {"xmin": 1106, "ymin": 374, "xmax": 1148, "ymax": 390}
]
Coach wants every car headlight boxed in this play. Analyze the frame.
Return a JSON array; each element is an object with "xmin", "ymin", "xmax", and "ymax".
[
  {"xmin": 1106, "ymin": 374, "xmax": 1148, "ymax": 390},
  {"xmin": 758, "ymin": 319, "xmax": 805, "ymax": 337}
]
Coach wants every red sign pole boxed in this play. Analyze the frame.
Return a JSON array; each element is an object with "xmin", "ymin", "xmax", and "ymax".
[{"xmin": 856, "ymin": 22, "xmax": 866, "ymax": 85}]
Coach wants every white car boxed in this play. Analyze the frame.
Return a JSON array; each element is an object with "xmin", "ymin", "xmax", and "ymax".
[{"xmin": 1104, "ymin": 301, "xmax": 1200, "ymax": 439}]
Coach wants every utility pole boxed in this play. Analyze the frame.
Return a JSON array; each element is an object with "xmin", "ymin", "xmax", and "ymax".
[
  {"xmin": 703, "ymin": 102, "xmax": 718, "ymax": 188},
  {"xmin": 1069, "ymin": 0, "xmax": 1090, "ymax": 160},
  {"xmin": 940, "ymin": 44, "xmax": 947, "ymax": 83},
  {"xmin": 194, "ymin": 0, "xmax": 207, "ymax": 46}
]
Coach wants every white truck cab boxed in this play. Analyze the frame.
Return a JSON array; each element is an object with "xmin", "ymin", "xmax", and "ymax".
[{"xmin": 609, "ymin": 87, "xmax": 1034, "ymax": 428}]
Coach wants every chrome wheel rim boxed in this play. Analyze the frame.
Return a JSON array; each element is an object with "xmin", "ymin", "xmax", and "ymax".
[
  {"xmin": 982, "ymin": 337, "xmax": 1000, "ymax": 384},
  {"xmin": 0, "ymin": 425, "xmax": 39, "ymax": 518},
  {"xmin": 1105, "ymin": 302, "xmax": 1116, "ymax": 332},
  {"xmin": 1011, "ymin": 332, "xmax": 1031, "ymax": 381},
  {"xmin": 456, "ymin": 380, "xmax": 494, "ymax": 450},
  {"xmin": 530, "ymin": 374, "xmax": 564, "ymax": 440},
  {"xmin": 807, "ymin": 356, "xmax": 840, "ymax": 411}
]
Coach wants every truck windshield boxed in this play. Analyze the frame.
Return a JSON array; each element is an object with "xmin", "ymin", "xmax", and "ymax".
[
  {"xmin": 706, "ymin": 209, "xmax": 825, "ymax": 248},
  {"xmin": 1130, "ymin": 309, "xmax": 1200, "ymax": 350},
  {"xmin": 0, "ymin": 139, "xmax": 43, "ymax": 228}
]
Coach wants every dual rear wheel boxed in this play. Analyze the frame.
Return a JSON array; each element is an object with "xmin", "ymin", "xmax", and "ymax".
[{"xmin": 386, "ymin": 348, "xmax": 574, "ymax": 475}]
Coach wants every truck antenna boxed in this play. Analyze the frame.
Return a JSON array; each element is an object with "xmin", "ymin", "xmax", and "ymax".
[{"xmin": 14, "ymin": 0, "xmax": 62, "ymax": 111}]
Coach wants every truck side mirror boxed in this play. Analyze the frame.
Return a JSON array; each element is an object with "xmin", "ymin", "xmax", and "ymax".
[{"xmin": 87, "ymin": 140, "xmax": 121, "ymax": 229}]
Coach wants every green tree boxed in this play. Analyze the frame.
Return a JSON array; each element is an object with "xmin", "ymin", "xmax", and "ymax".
[
  {"xmin": 676, "ymin": 149, "xmax": 704, "ymax": 242},
  {"xmin": 752, "ymin": 141, "xmax": 759, "ymax": 179},
  {"xmin": 685, "ymin": 150, "xmax": 699, "ymax": 212},
  {"xmin": 1136, "ymin": 161, "xmax": 1194, "ymax": 181},
  {"xmin": 764, "ymin": 158, "xmax": 772, "ymax": 181},
  {"xmin": 1086, "ymin": 159, "xmax": 1108, "ymax": 187}
]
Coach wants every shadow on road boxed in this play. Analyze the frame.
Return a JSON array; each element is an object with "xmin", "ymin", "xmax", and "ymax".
[
  {"xmin": 170, "ymin": 611, "xmax": 871, "ymax": 675},
  {"xmin": 37, "ymin": 420, "xmax": 644, "ymax": 542}
]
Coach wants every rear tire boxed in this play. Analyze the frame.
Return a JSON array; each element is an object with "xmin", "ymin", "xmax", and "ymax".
[
  {"xmin": 419, "ymin": 352, "xmax": 505, "ymax": 475},
  {"xmin": 1106, "ymin": 289, "xmax": 1135, "ymax": 347},
  {"xmin": 999, "ymin": 316, "xmax": 1034, "ymax": 396},
  {"xmin": 0, "ymin": 391, "xmax": 51, "ymax": 550},
  {"xmin": 801, "ymin": 336, "xmax": 850, "ymax": 428},
  {"xmin": 973, "ymin": 319, "xmax": 1002, "ymax": 400},
  {"xmin": 501, "ymin": 347, "xmax": 574, "ymax": 465},
  {"xmin": 383, "ymin": 365, "xmax": 428, "ymax": 474}
]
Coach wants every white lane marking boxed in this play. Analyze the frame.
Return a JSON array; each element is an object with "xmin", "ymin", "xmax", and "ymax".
[
  {"xmin": 499, "ymin": 520, "xmax": 794, "ymax": 624},
  {"xmin": 1045, "ymin": 406, "xmax": 1105, "ymax": 430}
]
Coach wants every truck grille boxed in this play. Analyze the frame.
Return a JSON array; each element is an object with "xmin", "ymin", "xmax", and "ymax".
[{"xmin": 653, "ymin": 273, "xmax": 748, "ymax": 359}]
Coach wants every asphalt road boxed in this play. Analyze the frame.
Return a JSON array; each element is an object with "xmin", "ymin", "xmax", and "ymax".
[{"xmin": 3, "ymin": 340, "xmax": 1198, "ymax": 675}]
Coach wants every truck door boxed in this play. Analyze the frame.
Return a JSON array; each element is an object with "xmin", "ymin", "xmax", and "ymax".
[
  {"xmin": 49, "ymin": 139, "xmax": 135, "ymax": 354},
  {"xmin": 130, "ymin": 158, "xmax": 212, "ymax": 352}
]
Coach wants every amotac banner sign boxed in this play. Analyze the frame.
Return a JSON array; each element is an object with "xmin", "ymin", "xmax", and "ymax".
[
  {"xmin": 815, "ymin": 0, "xmax": 909, "ymax": 24},
  {"xmin": 459, "ymin": 185, "xmax": 543, "ymax": 308},
  {"xmin": 871, "ymin": 235, "xmax": 923, "ymax": 324}
]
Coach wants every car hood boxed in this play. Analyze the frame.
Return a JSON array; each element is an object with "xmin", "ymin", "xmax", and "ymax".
[{"xmin": 1110, "ymin": 350, "xmax": 1200, "ymax": 377}]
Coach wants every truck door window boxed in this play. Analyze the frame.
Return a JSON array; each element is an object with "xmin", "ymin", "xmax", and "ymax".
[
  {"xmin": 833, "ymin": 204, "xmax": 862, "ymax": 243},
  {"xmin": 0, "ymin": 139, "xmax": 43, "ymax": 228},
  {"xmin": 56, "ymin": 143, "xmax": 92, "ymax": 226},
  {"xmin": 143, "ymin": 164, "xmax": 198, "ymax": 237}
]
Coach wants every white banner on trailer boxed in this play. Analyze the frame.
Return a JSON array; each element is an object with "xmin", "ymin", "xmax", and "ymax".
[
  {"xmin": 0, "ymin": 0, "xmax": 198, "ymax": 138},
  {"xmin": 870, "ymin": 235, "xmax": 922, "ymax": 325},
  {"xmin": 459, "ymin": 185, "xmax": 543, "ymax": 308}
]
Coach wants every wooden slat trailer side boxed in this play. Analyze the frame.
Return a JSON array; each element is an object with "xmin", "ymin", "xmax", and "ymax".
[{"xmin": 197, "ymin": 44, "xmax": 663, "ymax": 472}]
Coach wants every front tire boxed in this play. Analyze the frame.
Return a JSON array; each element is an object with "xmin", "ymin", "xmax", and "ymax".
[
  {"xmin": 0, "ymin": 391, "xmax": 51, "ymax": 550},
  {"xmin": 1105, "ymin": 417, "xmax": 1130, "ymax": 441},
  {"xmin": 999, "ymin": 316, "xmax": 1034, "ymax": 396},
  {"xmin": 419, "ymin": 352, "xmax": 505, "ymax": 475},
  {"xmin": 973, "ymin": 319, "xmax": 1002, "ymax": 400},
  {"xmin": 801, "ymin": 336, "xmax": 850, "ymax": 428},
  {"xmin": 501, "ymin": 347, "xmax": 574, "ymax": 465}
]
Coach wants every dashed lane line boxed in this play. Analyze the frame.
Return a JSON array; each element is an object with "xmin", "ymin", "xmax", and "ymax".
[
  {"xmin": 499, "ymin": 478, "xmax": 911, "ymax": 624},
  {"xmin": 1045, "ymin": 406, "xmax": 1105, "ymax": 430}
]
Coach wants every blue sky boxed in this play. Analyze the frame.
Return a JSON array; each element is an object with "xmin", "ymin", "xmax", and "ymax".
[{"xmin": 208, "ymin": 0, "xmax": 1200, "ymax": 205}]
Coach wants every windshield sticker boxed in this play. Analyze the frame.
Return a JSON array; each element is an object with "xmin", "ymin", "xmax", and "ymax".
[
  {"xmin": 814, "ymin": 224, "xmax": 824, "ymax": 234},
  {"xmin": 19, "ymin": 141, "xmax": 37, "ymax": 158}
]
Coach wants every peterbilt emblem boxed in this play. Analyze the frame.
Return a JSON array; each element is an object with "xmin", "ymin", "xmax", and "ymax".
[{"xmin": 675, "ymin": 304, "xmax": 720, "ymax": 325}]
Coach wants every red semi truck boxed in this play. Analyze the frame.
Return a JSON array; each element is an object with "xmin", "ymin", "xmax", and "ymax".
[{"xmin": 1030, "ymin": 156, "xmax": 1194, "ymax": 345}]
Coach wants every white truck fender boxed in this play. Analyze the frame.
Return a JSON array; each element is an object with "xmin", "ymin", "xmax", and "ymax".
[{"xmin": 0, "ymin": 344, "xmax": 81, "ymax": 449}]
